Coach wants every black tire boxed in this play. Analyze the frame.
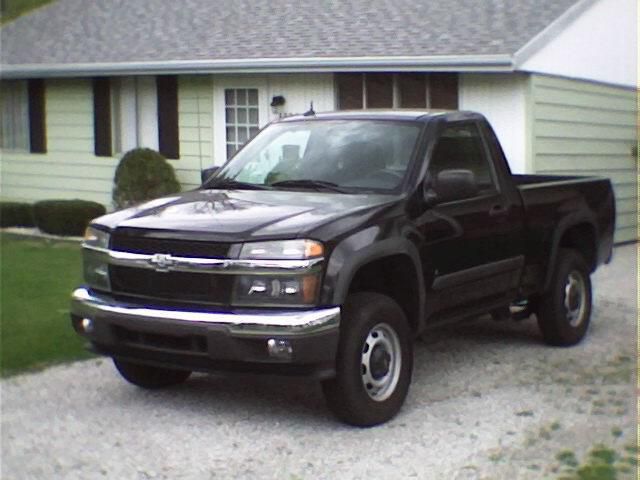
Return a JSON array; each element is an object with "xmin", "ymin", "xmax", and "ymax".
[
  {"xmin": 322, "ymin": 292, "xmax": 413, "ymax": 427},
  {"xmin": 113, "ymin": 359, "xmax": 191, "ymax": 389},
  {"xmin": 537, "ymin": 249, "xmax": 592, "ymax": 346}
]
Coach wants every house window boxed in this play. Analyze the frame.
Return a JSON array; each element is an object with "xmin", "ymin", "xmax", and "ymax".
[
  {"xmin": 225, "ymin": 88, "xmax": 259, "ymax": 159},
  {"xmin": 336, "ymin": 74, "xmax": 363, "ymax": 109},
  {"xmin": 336, "ymin": 73, "xmax": 458, "ymax": 110},
  {"xmin": 94, "ymin": 76, "xmax": 178, "ymax": 158},
  {"xmin": 0, "ymin": 80, "xmax": 46, "ymax": 153},
  {"xmin": 398, "ymin": 73, "xmax": 427, "ymax": 108},
  {"xmin": 1, "ymin": 80, "xmax": 30, "ymax": 151}
]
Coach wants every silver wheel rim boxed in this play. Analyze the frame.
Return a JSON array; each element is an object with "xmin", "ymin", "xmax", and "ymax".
[
  {"xmin": 361, "ymin": 322, "xmax": 402, "ymax": 402},
  {"xmin": 564, "ymin": 270, "xmax": 587, "ymax": 327}
]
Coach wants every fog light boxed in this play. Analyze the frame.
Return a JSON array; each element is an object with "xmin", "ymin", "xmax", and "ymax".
[
  {"xmin": 267, "ymin": 338, "xmax": 292, "ymax": 360},
  {"xmin": 81, "ymin": 318, "xmax": 94, "ymax": 333}
]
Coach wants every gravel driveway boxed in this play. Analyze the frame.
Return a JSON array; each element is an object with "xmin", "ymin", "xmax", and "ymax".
[{"xmin": 2, "ymin": 245, "xmax": 636, "ymax": 480}]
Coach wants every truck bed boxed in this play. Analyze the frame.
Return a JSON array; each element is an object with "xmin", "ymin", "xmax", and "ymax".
[{"xmin": 513, "ymin": 173, "xmax": 616, "ymax": 295}]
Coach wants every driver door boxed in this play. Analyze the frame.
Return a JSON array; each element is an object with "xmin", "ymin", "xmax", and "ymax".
[{"xmin": 418, "ymin": 121, "xmax": 524, "ymax": 320}]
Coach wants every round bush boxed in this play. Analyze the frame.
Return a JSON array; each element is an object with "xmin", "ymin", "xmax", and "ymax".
[
  {"xmin": 113, "ymin": 148, "xmax": 181, "ymax": 209},
  {"xmin": 0, "ymin": 202, "xmax": 35, "ymax": 227},
  {"xmin": 33, "ymin": 200, "xmax": 106, "ymax": 236}
]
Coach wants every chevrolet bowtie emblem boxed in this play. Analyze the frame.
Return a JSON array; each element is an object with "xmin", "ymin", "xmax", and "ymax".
[{"xmin": 149, "ymin": 253, "xmax": 175, "ymax": 271}]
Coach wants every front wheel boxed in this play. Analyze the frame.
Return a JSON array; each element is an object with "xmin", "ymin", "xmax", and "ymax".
[
  {"xmin": 113, "ymin": 359, "xmax": 192, "ymax": 389},
  {"xmin": 537, "ymin": 249, "xmax": 592, "ymax": 346},
  {"xmin": 322, "ymin": 292, "xmax": 413, "ymax": 427}
]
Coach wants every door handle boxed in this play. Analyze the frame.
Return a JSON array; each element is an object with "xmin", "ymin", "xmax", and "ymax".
[{"xmin": 489, "ymin": 204, "xmax": 508, "ymax": 217}]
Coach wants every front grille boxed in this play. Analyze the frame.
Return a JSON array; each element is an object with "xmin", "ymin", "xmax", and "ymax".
[
  {"xmin": 111, "ymin": 229, "xmax": 231, "ymax": 258},
  {"xmin": 113, "ymin": 325, "xmax": 208, "ymax": 354},
  {"xmin": 110, "ymin": 265, "xmax": 233, "ymax": 304}
]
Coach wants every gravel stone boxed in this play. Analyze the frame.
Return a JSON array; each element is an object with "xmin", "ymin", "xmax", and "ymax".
[{"xmin": 1, "ymin": 245, "xmax": 636, "ymax": 479}]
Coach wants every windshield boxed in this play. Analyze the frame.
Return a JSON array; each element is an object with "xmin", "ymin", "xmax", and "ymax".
[{"xmin": 208, "ymin": 120, "xmax": 422, "ymax": 192}]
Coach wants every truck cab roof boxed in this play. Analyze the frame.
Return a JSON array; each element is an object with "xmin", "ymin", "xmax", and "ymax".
[{"xmin": 279, "ymin": 109, "xmax": 486, "ymax": 124}]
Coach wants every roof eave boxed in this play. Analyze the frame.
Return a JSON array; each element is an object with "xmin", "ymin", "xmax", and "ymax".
[{"xmin": 0, "ymin": 54, "xmax": 514, "ymax": 79}]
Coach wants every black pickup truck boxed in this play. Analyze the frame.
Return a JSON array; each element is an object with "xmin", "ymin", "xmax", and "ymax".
[{"xmin": 71, "ymin": 111, "xmax": 615, "ymax": 426}]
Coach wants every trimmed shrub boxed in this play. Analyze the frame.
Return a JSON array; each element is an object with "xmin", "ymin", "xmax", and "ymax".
[
  {"xmin": 33, "ymin": 200, "xmax": 106, "ymax": 236},
  {"xmin": 0, "ymin": 202, "xmax": 35, "ymax": 228},
  {"xmin": 112, "ymin": 148, "xmax": 181, "ymax": 209}
]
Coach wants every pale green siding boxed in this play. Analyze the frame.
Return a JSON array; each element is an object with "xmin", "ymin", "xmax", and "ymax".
[
  {"xmin": 177, "ymin": 75, "xmax": 213, "ymax": 190},
  {"xmin": 530, "ymin": 75, "xmax": 637, "ymax": 243}
]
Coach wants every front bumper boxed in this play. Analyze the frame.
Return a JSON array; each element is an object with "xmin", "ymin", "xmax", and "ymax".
[{"xmin": 70, "ymin": 287, "xmax": 340, "ymax": 378}]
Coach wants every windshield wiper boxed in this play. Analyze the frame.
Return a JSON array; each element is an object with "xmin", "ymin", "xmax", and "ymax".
[
  {"xmin": 207, "ymin": 178, "xmax": 271, "ymax": 190},
  {"xmin": 270, "ymin": 179, "xmax": 348, "ymax": 193}
]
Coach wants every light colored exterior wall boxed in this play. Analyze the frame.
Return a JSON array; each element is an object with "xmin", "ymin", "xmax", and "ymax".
[
  {"xmin": 212, "ymin": 73, "xmax": 335, "ymax": 164},
  {"xmin": 518, "ymin": 0, "xmax": 636, "ymax": 88},
  {"xmin": 177, "ymin": 75, "xmax": 214, "ymax": 189},
  {"xmin": 1, "ymin": 78, "xmax": 119, "ymax": 206},
  {"xmin": 0, "ymin": 74, "xmax": 336, "ymax": 206},
  {"xmin": 459, "ymin": 73, "xmax": 530, "ymax": 173},
  {"xmin": 530, "ymin": 74, "xmax": 637, "ymax": 243},
  {"xmin": 0, "ymin": 76, "xmax": 216, "ymax": 206}
]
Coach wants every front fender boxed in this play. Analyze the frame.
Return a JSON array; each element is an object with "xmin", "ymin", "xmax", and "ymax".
[{"xmin": 320, "ymin": 226, "xmax": 426, "ymax": 329}]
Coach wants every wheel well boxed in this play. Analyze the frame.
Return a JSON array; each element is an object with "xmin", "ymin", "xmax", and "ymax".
[
  {"xmin": 559, "ymin": 223, "xmax": 597, "ymax": 272},
  {"xmin": 347, "ymin": 255, "xmax": 420, "ymax": 333}
]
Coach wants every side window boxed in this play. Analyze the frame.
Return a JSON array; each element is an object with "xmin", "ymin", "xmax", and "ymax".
[{"xmin": 428, "ymin": 123, "xmax": 496, "ymax": 195}]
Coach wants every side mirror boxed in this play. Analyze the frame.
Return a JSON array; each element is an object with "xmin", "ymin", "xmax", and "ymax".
[
  {"xmin": 201, "ymin": 166, "xmax": 220, "ymax": 184},
  {"xmin": 426, "ymin": 169, "xmax": 478, "ymax": 204}
]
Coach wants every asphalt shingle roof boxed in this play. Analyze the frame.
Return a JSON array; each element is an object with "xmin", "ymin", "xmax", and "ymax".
[{"xmin": 2, "ymin": 0, "xmax": 580, "ymax": 67}]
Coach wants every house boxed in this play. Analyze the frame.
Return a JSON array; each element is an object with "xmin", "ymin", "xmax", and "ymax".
[{"xmin": 0, "ymin": 0, "xmax": 636, "ymax": 242}]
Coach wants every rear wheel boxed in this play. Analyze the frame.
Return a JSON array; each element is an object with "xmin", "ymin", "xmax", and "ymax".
[
  {"xmin": 537, "ymin": 249, "xmax": 592, "ymax": 346},
  {"xmin": 113, "ymin": 359, "xmax": 191, "ymax": 389},
  {"xmin": 322, "ymin": 292, "xmax": 413, "ymax": 427}
]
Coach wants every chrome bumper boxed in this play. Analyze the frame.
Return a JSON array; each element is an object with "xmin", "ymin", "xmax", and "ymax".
[{"xmin": 70, "ymin": 287, "xmax": 340, "ymax": 336}]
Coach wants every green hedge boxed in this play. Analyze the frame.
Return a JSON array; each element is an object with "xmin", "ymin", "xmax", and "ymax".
[
  {"xmin": 113, "ymin": 148, "xmax": 181, "ymax": 209},
  {"xmin": 0, "ymin": 202, "xmax": 35, "ymax": 228},
  {"xmin": 33, "ymin": 200, "xmax": 106, "ymax": 236}
]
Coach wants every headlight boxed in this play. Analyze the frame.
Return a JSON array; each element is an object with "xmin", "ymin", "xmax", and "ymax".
[
  {"xmin": 83, "ymin": 226, "xmax": 110, "ymax": 250},
  {"xmin": 239, "ymin": 239, "xmax": 323, "ymax": 259},
  {"xmin": 234, "ymin": 239, "xmax": 324, "ymax": 306},
  {"xmin": 82, "ymin": 226, "xmax": 111, "ymax": 291},
  {"xmin": 232, "ymin": 274, "xmax": 320, "ymax": 307}
]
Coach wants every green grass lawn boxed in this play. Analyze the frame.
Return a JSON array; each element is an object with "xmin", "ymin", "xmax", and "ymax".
[
  {"xmin": 1, "ymin": 0, "xmax": 56, "ymax": 24},
  {"xmin": 1, "ymin": 234, "xmax": 93, "ymax": 376}
]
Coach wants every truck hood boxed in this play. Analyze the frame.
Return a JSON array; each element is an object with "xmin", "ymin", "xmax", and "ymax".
[{"xmin": 94, "ymin": 189, "xmax": 400, "ymax": 241}]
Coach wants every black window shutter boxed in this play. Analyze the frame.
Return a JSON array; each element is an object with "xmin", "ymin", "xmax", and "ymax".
[
  {"xmin": 93, "ymin": 78, "xmax": 112, "ymax": 157},
  {"xmin": 27, "ymin": 79, "xmax": 46, "ymax": 153},
  {"xmin": 157, "ymin": 76, "xmax": 179, "ymax": 159}
]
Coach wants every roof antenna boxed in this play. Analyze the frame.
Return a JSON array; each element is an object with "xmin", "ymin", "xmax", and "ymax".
[{"xmin": 303, "ymin": 101, "xmax": 316, "ymax": 117}]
